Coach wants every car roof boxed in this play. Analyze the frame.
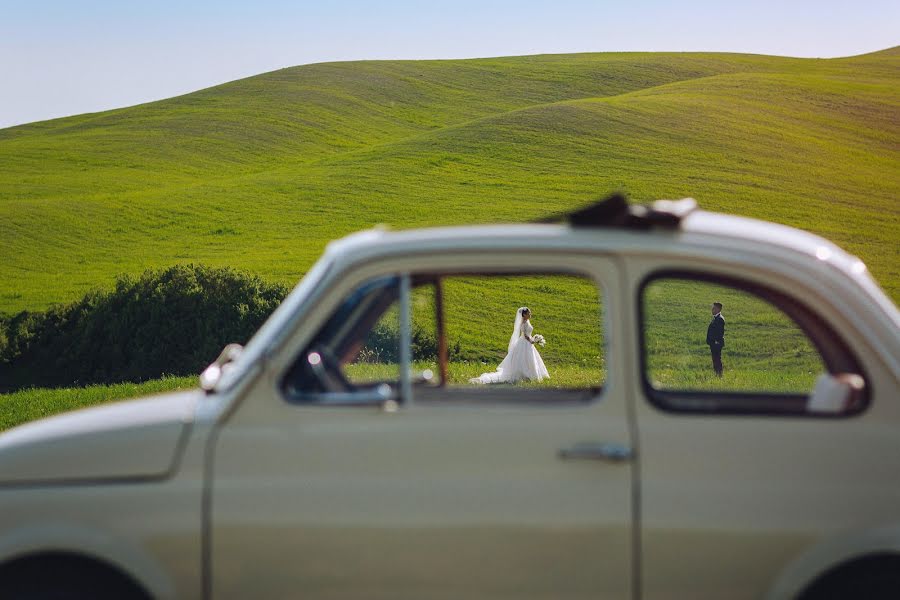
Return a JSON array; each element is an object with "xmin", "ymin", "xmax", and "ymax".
[{"xmin": 324, "ymin": 208, "xmax": 856, "ymax": 272}]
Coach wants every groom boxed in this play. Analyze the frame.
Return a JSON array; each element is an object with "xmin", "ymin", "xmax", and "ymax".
[{"xmin": 706, "ymin": 302, "xmax": 725, "ymax": 377}]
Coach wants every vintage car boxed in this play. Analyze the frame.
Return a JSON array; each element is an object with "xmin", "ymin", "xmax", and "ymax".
[{"xmin": 0, "ymin": 195, "xmax": 897, "ymax": 599}]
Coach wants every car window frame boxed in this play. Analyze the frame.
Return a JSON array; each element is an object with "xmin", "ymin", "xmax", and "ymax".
[{"xmin": 637, "ymin": 269, "xmax": 870, "ymax": 418}]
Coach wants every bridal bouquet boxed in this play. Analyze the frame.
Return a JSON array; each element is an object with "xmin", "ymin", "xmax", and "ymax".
[{"xmin": 532, "ymin": 334, "xmax": 546, "ymax": 347}]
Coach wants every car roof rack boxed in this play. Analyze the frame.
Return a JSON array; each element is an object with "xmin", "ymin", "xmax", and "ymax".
[{"xmin": 537, "ymin": 193, "xmax": 697, "ymax": 230}]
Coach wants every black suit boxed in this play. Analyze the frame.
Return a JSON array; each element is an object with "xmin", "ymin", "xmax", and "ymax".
[{"xmin": 706, "ymin": 313, "xmax": 725, "ymax": 376}]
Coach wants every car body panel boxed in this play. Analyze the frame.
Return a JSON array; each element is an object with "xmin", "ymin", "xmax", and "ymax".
[
  {"xmin": 0, "ymin": 391, "xmax": 199, "ymax": 484},
  {"xmin": 211, "ymin": 402, "xmax": 633, "ymax": 599},
  {"xmin": 0, "ymin": 419, "xmax": 211, "ymax": 599},
  {"xmin": 765, "ymin": 523, "xmax": 900, "ymax": 600}
]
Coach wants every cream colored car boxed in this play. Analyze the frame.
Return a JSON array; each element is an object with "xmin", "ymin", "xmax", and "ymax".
[{"xmin": 0, "ymin": 197, "xmax": 898, "ymax": 600}]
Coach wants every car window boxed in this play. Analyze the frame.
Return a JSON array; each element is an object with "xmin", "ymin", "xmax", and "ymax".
[
  {"xmin": 640, "ymin": 275, "xmax": 865, "ymax": 415},
  {"xmin": 414, "ymin": 274, "xmax": 605, "ymax": 393},
  {"xmin": 282, "ymin": 272, "xmax": 606, "ymax": 404}
]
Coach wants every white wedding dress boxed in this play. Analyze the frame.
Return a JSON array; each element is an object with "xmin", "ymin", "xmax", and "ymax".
[{"xmin": 470, "ymin": 310, "xmax": 550, "ymax": 384}]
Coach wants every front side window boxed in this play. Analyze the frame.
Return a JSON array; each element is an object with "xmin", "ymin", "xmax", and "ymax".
[
  {"xmin": 641, "ymin": 275, "xmax": 866, "ymax": 415},
  {"xmin": 282, "ymin": 272, "xmax": 606, "ymax": 404},
  {"xmin": 414, "ymin": 274, "xmax": 605, "ymax": 393}
]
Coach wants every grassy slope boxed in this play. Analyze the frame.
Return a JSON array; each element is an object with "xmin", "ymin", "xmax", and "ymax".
[
  {"xmin": 0, "ymin": 376, "xmax": 196, "ymax": 431},
  {"xmin": 2, "ymin": 50, "xmax": 897, "ymax": 315},
  {"xmin": 0, "ymin": 50, "xmax": 897, "ymax": 428}
]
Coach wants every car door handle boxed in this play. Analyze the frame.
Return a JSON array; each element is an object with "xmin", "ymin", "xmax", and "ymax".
[{"xmin": 558, "ymin": 441, "xmax": 634, "ymax": 462}]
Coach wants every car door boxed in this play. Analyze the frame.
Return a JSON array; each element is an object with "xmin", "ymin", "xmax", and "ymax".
[{"xmin": 208, "ymin": 252, "xmax": 634, "ymax": 599}]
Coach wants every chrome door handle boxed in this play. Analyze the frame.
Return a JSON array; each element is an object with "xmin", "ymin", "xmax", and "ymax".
[{"xmin": 558, "ymin": 441, "xmax": 634, "ymax": 462}]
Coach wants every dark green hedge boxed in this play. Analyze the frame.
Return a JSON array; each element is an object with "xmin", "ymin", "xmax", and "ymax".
[{"xmin": 0, "ymin": 265, "xmax": 288, "ymax": 391}]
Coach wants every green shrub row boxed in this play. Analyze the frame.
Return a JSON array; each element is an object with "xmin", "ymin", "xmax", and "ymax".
[{"xmin": 0, "ymin": 265, "xmax": 288, "ymax": 391}]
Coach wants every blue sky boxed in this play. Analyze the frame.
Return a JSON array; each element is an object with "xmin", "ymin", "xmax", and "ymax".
[{"xmin": 2, "ymin": 0, "xmax": 897, "ymax": 128}]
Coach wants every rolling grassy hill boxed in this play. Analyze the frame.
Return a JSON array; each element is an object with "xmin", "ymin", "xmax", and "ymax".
[
  {"xmin": 0, "ymin": 48, "xmax": 898, "ymax": 428},
  {"xmin": 2, "ymin": 49, "xmax": 898, "ymax": 316}
]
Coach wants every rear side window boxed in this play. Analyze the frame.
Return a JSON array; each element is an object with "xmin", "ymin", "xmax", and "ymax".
[{"xmin": 640, "ymin": 274, "xmax": 866, "ymax": 416}]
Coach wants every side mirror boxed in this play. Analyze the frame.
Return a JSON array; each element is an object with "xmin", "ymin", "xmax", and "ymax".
[
  {"xmin": 413, "ymin": 369, "xmax": 435, "ymax": 385},
  {"xmin": 200, "ymin": 343, "xmax": 244, "ymax": 392},
  {"xmin": 807, "ymin": 373, "xmax": 865, "ymax": 414}
]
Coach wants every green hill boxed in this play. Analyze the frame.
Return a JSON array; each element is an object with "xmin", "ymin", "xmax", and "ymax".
[{"xmin": 1, "ymin": 49, "xmax": 898, "ymax": 316}]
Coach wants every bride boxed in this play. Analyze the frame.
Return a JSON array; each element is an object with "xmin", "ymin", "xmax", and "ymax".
[{"xmin": 470, "ymin": 307, "xmax": 550, "ymax": 384}]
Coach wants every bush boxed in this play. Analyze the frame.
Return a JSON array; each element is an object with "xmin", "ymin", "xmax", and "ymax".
[
  {"xmin": 0, "ymin": 265, "xmax": 288, "ymax": 391},
  {"xmin": 361, "ymin": 322, "xmax": 461, "ymax": 363}
]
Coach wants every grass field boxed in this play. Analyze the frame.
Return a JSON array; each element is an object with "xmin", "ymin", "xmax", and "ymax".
[
  {"xmin": 1, "ymin": 48, "xmax": 897, "ymax": 427},
  {"xmin": 0, "ymin": 376, "xmax": 196, "ymax": 431}
]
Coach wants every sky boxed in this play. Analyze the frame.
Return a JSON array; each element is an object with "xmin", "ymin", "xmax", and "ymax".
[{"xmin": 2, "ymin": 0, "xmax": 898, "ymax": 129}]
